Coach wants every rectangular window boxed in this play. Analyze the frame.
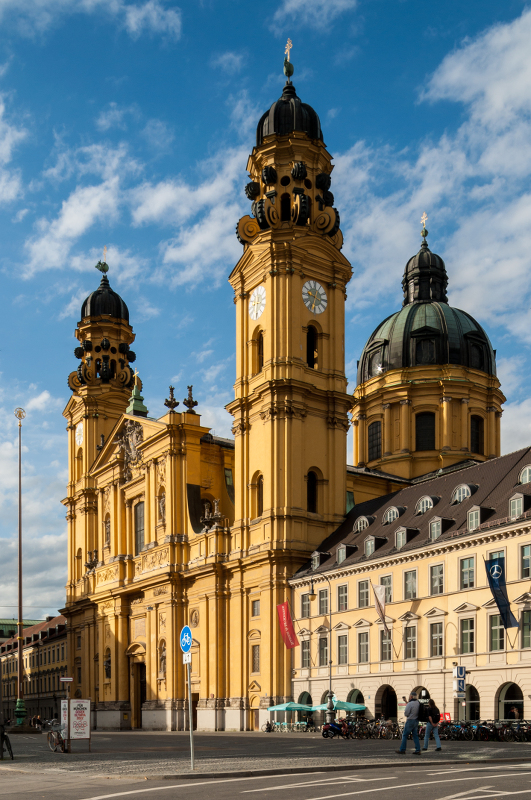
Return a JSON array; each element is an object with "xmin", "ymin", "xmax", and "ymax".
[
  {"xmin": 252, "ymin": 644, "xmax": 260, "ymax": 673},
  {"xmin": 490, "ymin": 550, "xmax": 504, "ymax": 561},
  {"xmin": 396, "ymin": 529, "xmax": 406, "ymax": 549},
  {"xmin": 430, "ymin": 622, "xmax": 443, "ymax": 657},
  {"xmin": 319, "ymin": 637, "xmax": 328, "ymax": 667},
  {"xmin": 337, "ymin": 547, "xmax": 346, "ymax": 564},
  {"xmin": 468, "ymin": 509, "xmax": 480, "ymax": 532},
  {"xmin": 337, "ymin": 584, "xmax": 348, "ymax": 612},
  {"xmin": 224, "ymin": 468, "xmax": 233, "ymax": 486},
  {"xmin": 523, "ymin": 611, "xmax": 531, "ymax": 649},
  {"xmin": 380, "ymin": 629, "xmax": 392, "ymax": 661},
  {"xmin": 368, "ymin": 421, "xmax": 382, "ymax": 461},
  {"xmin": 522, "ymin": 545, "xmax": 531, "ymax": 579},
  {"xmin": 405, "ymin": 626, "xmax": 417, "ymax": 659},
  {"xmin": 404, "ymin": 570, "xmax": 417, "ymax": 600},
  {"xmin": 381, "ymin": 575, "xmax": 392, "ymax": 603},
  {"xmin": 358, "ymin": 632, "xmax": 368, "ymax": 663},
  {"xmin": 319, "ymin": 589, "xmax": 328, "ymax": 615},
  {"xmin": 358, "ymin": 580, "xmax": 369, "ymax": 608},
  {"xmin": 365, "ymin": 539, "xmax": 375, "ymax": 557},
  {"xmin": 251, "ymin": 599, "xmax": 260, "ymax": 617},
  {"xmin": 77, "ymin": 667, "xmax": 81, "ymax": 684},
  {"xmin": 134, "ymin": 502, "xmax": 145, "ymax": 556},
  {"xmin": 346, "ymin": 491, "xmax": 355, "ymax": 513},
  {"xmin": 429, "ymin": 519, "xmax": 442, "ymax": 541},
  {"xmin": 338, "ymin": 635, "xmax": 348, "ymax": 665},
  {"xmin": 490, "ymin": 614, "xmax": 504, "ymax": 651},
  {"xmin": 430, "ymin": 564, "xmax": 444, "ymax": 595},
  {"xmin": 301, "ymin": 640, "xmax": 311, "ymax": 668},
  {"xmin": 301, "ymin": 593, "xmax": 310, "ymax": 618},
  {"xmin": 460, "ymin": 618, "xmax": 475, "ymax": 654},
  {"xmin": 511, "ymin": 496, "xmax": 523, "ymax": 519},
  {"xmin": 460, "ymin": 557, "xmax": 475, "ymax": 589}
]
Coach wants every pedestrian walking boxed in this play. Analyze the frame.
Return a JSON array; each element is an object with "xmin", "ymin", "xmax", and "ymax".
[
  {"xmin": 422, "ymin": 698, "xmax": 442, "ymax": 752},
  {"xmin": 396, "ymin": 692, "xmax": 421, "ymax": 755}
]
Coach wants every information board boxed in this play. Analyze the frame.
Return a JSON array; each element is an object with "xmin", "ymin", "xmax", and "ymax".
[
  {"xmin": 61, "ymin": 699, "xmax": 69, "ymax": 732},
  {"xmin": 70, "ymin": 700, "xmax": 91, "ymax": 740}
]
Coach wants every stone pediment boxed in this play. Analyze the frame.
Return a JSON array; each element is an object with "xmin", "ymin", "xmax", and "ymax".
[
  {"xmin": 375, "ymin": 615, "xmax": 394, "ymax": 625},
  {"xmin": 248, "ymin": 629, "xmax": 261, "ymax": 640},
  {"xmin": 333, "ymin": 621, "xmax": 351, "ymax": 630},
  {"xmin": 454, "ymin": 602, "xmax": 479, "ymax": 613},
  {"xmin": 297, "ymin": 627, "xmax": 311, "ymax": 636},
  {"xmin": 482, "ymin": 598, "xmax": 497, "ymax": 609},
  {"xmin": 91, "ymin": 413, "xmax": 165, "ymax": 477},
  {"xmin": 314, "ymin": 625, "xmax": 330, "ymax": 634},
  {"xmin": 514, "ymin": 593, "xmax": 531, "ymax": 604},
  {"xmin": 398, "ymin": 611, "xmax": 420, "ymax": 621},
  {"xmin": 248, "ymin": 681, "xmax": 261, "ymax": 691},
  {"xmin": 424, "ymin": 607, "xmax": 447, "ymax": 618},
  {"xmin": 353, "ymin": 618, "xmax": 371, "ymax": 628}
]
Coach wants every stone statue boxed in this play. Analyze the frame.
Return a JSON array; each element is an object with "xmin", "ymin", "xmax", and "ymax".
[
  {"xmin": 158, "ymin": 492, "xmax": 166, "ymax": 524},
  {"xmin": 160, "ymin": 643, "xmax": 166, "ymax": 675},
  {"xmin": 104, "ymin": 519, "xmax": 111, "ymax": 546},
  {"xmin": 115, "ymin": 419, "xmax": 144, "ymax": 482},
  {"xmin": 104, "ymin": 653, "xmax": 111, "ymax": 679}
]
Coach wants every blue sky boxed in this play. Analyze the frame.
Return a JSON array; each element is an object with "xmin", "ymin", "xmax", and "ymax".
[{"xmin": 1, "ymin": 0, "xmax": 531, "ymax": 616}]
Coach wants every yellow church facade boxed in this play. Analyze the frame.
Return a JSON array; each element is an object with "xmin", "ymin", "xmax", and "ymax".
[{"xmin": 62, "ymin": 64, "xmax": 512, "ymax": 730}]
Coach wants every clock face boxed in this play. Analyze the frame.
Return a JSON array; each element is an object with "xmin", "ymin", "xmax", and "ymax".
[
  {"xmin": 75, "ymin": 422, "xmax": 84, "ymax": 446},
  {"xmin": 302, "ymin": 280, "xmax": 327, "ymax": 314},
  {"xmin": 249, "ymin": 285, "xmax": 266, "ymax": 320}
]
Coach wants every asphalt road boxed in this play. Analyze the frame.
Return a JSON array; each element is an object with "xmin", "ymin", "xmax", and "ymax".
[{"xmin": 3, "ymin": 762, "xmax": 531, "ymax": 800}]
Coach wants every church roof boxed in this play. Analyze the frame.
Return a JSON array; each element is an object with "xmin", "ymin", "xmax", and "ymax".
[{"xmin": 256, "ymin": 82, "xmax": 323, "ymax": 146}]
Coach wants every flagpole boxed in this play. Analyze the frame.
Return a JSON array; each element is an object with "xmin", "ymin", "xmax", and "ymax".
[{"xmin": 370, "ymin": 580, "xmax": 400, "ymax": 661}]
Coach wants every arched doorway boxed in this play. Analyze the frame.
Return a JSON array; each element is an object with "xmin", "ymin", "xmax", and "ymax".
[
  {"xmin": 498, "ymin": 682, "xmax": 524, "ymax": 720},
  {"xmin": 297, "ymin": 691, "xmax": 313, "ymax": 723},
  {"xmin": 347, "ymin": 688, "xmax": 365, "ymax": 717},
  {"xmin": 466, "ymin": 685, "xmax": 480, "ymax": 721},
  {"xmin": 250, "ymin": 695, "xmax": 260, "ymax": 731},
  {"xmin": 375, "ymin": 684, "xmax": 397, "ymax": 721}
]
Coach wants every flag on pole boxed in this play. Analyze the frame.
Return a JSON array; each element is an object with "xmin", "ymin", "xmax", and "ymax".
[
  {"xmin": 277, "ymin": 602, "xmax": 300, "ymax": 649},
  {"xmin": 372, "ymin": 584, "xmax": 389, "ymax": 634},
  {"xmin": 484, "ymin": 557, "xmax": 518, "ymax": 629}
]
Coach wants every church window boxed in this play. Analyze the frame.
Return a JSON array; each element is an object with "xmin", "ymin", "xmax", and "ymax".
[
  {"xmin": 306, "ymin": 325, "xmax": 318, "ymax": 369},
  {"xmin": 470, "ymin": 415, "xmax": 484, "ymax": 455},
  {"xmin": 470, "ymin": 343, "xmax": 484, "ymax": 370},
  {"xmin": 416, "ymin": 412, "xmax": 435, "ymax": 451},
  {"xmin": 346, "ymin": 491, "xmax": 354, "ymax": 513},
  {"xmin": 257, "ymin": 331, "xmax": 264, "ymax": 372},
  {"xmin": 383, "ymin": 507, "xmax": 399, "ymax": 525},
  {"xmin": 452, "ymin": 484, "xmax": 471, "ymax": 504},
  {"xmin": 416, "ymin": 338, "xmax": 436, "ymax": 365},
  {"xmin": 416, "ymin": 496, "xmax": 433, "ymax": 515},
  {"xmin": 252, "ymin": 644, "xmax": 260, "ymax": 673},
  {"xmin": 368, "ymin": 421, "xmax": 382, "ymax": 461},
  {"xmin": 134, "ymin": 502, "xmax": 145, "ymax": 555},
  {"xmin": 252, "ymin": 599, "xmax": 260, "ymax": 617},
  {"xmin": 280, "ymin": 193, "xmax": 291, "ymax": 221},
  {"xmin": 355, "ymin": 516, "xmax": 369, "ymax": 532},
  {"xmin": 520, "ymin": 466, "xmax": 531, "ymax": 485},
  {"xmin": 307, "ymin": 471, "xmax": 318, "ymax": 513},
  {"xmin": 257, "ymin": 475, "xmax": 264, "ymax": 517}
]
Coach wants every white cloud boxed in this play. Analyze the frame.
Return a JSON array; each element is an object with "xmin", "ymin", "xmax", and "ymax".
[
  {"xmin": 96, "ymin": 102, "xmax": 138, "ymax": 131},
  {"xmin": 272, "ymin": 0, "xmax": 357, "ymax": 29},
  {"xmin": 25, "ymin": 389, "xmax": 62, "ymax": 412},
  {"xmin": 141, "ymin": 118, "xmax": 174, "ymax": 151},
  {"xmin": 210, "ymin": 51, "xmax": 244, "ymax": 75},
  {"xmin": 193, "ymin": 348, "xmax": 214, "ymax": 364},
  {"xmin": 0, "ymin": 95, "xmax": 26, "ymax": 204},
  {"xmin": 0, "ymin": 0, "xmax": 182, "ymax": 40}
]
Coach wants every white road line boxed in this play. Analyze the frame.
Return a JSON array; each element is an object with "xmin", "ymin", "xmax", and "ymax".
[
  {"xmin": 242, "ymin": 776, "xmax": 397, "ymax": 793},
  {"xmin": 304, "ymin": 772, "xmax": 531, "ymax": 800},
  {"xmin": 434, "ymin": 787, "xmax": 496, "ymax": 800},
  {"xmin": 79, "ymin": 772, "xmax": 325, "ymax": 800}
]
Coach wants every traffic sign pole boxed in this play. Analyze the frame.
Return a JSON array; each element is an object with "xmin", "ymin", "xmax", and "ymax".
[{"xmin": 180, "ymin": 626, "xmax": 194, "ymax": 771}]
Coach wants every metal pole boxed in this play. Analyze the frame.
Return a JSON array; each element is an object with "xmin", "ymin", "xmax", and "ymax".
[
  {"xmin": 14, "ymin": 408, "xmax": 26, "ymax": 727},
  {"xmin": 187, "ymin": 661, "xmax": 194, "ymax": 770},
  {"xmin": 325, "ymin": 574, "xmax": 334, "ymax": 725}
]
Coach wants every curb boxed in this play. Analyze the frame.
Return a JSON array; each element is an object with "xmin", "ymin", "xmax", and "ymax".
[{"xmin": 150, "ymin": 755, "xmax": 531, "ymax": 780}]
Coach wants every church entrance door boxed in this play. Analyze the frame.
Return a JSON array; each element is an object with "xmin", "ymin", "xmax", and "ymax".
[{"xmin": 132, "ymin": 662, "xmax": 146, "ymax": 729}]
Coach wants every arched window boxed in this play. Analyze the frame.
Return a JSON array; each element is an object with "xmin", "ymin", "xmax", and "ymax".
[
  {"xmin": 134, "ymin": 502, "xmax": 145, "ymax": 555},
  {"xmin": 307, "ymin": 471, "xmax": 318, "ymax": 513},
  {"xmin": 416, "ymin": 496, "xmax": 433, "ymax": 515},
  {"xmin": 383, "ymin": 507, "xmax": 399, "ymax": 525},
  {"xmin": 368, "ymin": 421, "xmax": 382, "ymax": 461},
  {"xmin": 452, "ymin": 484, "xmax": 471, "ymax": 504},
  {"xmin": 520, "ymin": 466, "xmax": 531, "ymax": 485},
  {"xmin": 257, "ymin": 331, "xmax": 264, "ymax": 372},
  {"xmin": 307, "ymin": 325, "xmax": 318, "ymax": 369},
  {"xmin": 470, "ymin": 415, "xmax": 484, "ymax": 455},
  {"xmin": 355, "ymin": 516, "xmax": 369, "ymax": 532},
  {"xmin": 416, "ymin": 412, "xmax": 435, "ymax": 451},
  {"xmin": 369, "ymin": 350, "xmax": 382, "ymax": 378},
  {"xmin": 280, "ymin": 193, "xmax": 291, "ymax": 221},
  {"xmin": 257, "ymin": 475, "xmax": 264, "ymax": 517}
]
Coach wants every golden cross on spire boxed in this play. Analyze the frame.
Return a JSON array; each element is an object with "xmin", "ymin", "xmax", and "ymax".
[
  {"xmin": 133, "ymin": 368, "xmax": 139, "ymax": 387},
  {"xmin": 420, "ymin": 212, "xmax": 428, "ymax": 229},
  {"xmin": 102, "ymin": 245, "xmax": 107, "ymax": 263},
  {"xmin": 285, "ymin": 38, "xmax": 293, "ymax": 62}
]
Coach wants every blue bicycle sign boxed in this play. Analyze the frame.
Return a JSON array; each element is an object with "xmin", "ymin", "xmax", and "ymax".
[{"xmin": 180, "ymin": 625, "xmax": 193, "ymax": 653}]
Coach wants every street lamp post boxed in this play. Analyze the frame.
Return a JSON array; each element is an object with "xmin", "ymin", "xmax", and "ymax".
[
  {"xmin": 14, "ymin": 408, "xmax": 26, "ymax": 727},
  {"xmin": 309, "ymin": 574, "xmax": 335, "ymax": 724}
]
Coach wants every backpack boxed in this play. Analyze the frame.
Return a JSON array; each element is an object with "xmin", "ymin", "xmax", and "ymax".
[{"xmin": 430, "ymin": 706, "xmax": 441, "ymax": 724}]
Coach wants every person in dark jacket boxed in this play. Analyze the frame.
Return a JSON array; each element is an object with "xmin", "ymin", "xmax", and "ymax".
[{"xmin": 422, "ymin": 698, "xmax": 442, "ymax": 751}]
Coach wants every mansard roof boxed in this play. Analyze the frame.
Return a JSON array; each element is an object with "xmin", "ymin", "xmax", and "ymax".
[{"xmin": 295, "ymin": 446, "xmax": 531, "ymax": 578}]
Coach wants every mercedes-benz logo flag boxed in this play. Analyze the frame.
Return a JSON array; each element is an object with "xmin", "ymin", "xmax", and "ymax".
[{"xmin": 484, "ymin": 557, "xmax": 518, "ymax": 629}]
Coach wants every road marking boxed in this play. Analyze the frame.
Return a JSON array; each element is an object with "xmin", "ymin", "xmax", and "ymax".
[
  {"xmin": 242, "ymin": 777, "xmax": 397, "ymax": 793},
  {"xmin": 303, "ymin": 772, "xmax": 531, "ymax": 800},
  {"xmin": 79, "ymin": 772, "xmax": 325, "ymax": 800},
  {"xmin": 434, "ymin": 787, "xmax": 496, "ymax": 800}
]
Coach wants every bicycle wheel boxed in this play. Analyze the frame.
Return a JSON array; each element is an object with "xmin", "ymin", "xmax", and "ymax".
[
  {"xmin": 47, "ymin": 732, "xmax": 57, "ymax": 752},
  {"xmin": 261, "ymin": 723, "xmax": 269, "ymax": 732},
  {"xmin": 59, "ymin": 735, "xmax": 65, "ymax": 753},
  {"xmin": 4, "ymin": 736, "xmax": 12, "ymax": 760},
  {"xmin": 503, "ymin": 728, "xmax": 515, "ymax": 743}
]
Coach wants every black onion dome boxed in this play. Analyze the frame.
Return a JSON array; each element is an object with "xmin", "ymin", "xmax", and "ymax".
[
  {"xmin": 80, "ymin": 274, "xmax": 129, "ymax": 322},
  {"xmin": 256, "ymin": 83, "xmax": 323, "ymax": 146},
  {"xmin": 357, "ymin": 239, "xmax": 496, "ymax": 385}
]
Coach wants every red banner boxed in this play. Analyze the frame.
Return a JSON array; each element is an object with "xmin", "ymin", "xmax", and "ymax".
[{"xmin": 277, "ymin": 602, "xmax": 299, "ymax": 649}]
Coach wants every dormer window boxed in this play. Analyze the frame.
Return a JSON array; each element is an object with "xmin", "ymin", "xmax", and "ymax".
[
  {"xmin": 337, "ymin": 546, "xmax": 346, "ymax": 564},
  {"xmin": 467, "ymin": 508, "xmax": 480, "ymax": 532},
  {"xmin": 365, "ymin": 538, "xmax": 375, "ymax": 557},
  {"xmin": 396, "ymin": 528, "xmax": 406, "ymax": 549},
  {"xmin": 510, "ymin": 494, "xmax": 524, "ymax": 520},
  {"xmin": 452, "ymin": 484, "xmax": 472, "ymax": 504},
  {"xmin": 355, "ymin": 516, "xmax": 369, "ymax": 532},
  {"xmin": 429, "ymin": 519, "xmax": 442, "ymax": 541},
  {"xmin": 311, "ymin": 553, "xmax": 320, "ymax": 571},
  {"xmin": 383, "ymin": 507, "xmax": 399, "ymax": 525},
  {"xmin": 416, "ymin": 496, "xmax": 434, "ymax": 515},
  {"xmin": 520, "ymin": 466, "xmax": 531, "ymax": 485}
]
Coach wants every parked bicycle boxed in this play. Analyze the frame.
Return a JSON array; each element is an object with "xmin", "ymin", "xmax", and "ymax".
[{"xmin": 47, "ymin": 723, "xmax": 66, "ymax": 753}]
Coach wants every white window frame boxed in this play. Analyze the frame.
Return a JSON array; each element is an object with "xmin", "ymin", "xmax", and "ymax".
[
  {"xmin": 416, "ymin": 496, "xmax": 434, "ymax": 515},
  {"xmin": 404, "ymin": 625, "xmax": 417, "ymax": 659},
  {"xmin": 519, "ymin": 465, "xmax": 531, "ymax": 485},
  {"xmin": 355, "ymin": 516, "xmax": 369, "ymax": 532},
  {"xmin": 358, "ymin": 631, "xmax": 369, "ymax": 663},
  {"xmin": 522, "ymin": 543, "xmax": 531, "ymax": 579},
  {"xmin": 510, "ymin": 494, "xmax": 523, "ymax": 520},
  {"xmin": 337, "ymin": 584, "xmax": 348, "ymax": 612},
  {"xmin": 488, "ymin": 612, "xmax": 505, "ymax": 652},
  {"xmin": 337, "ymin": 634, "xmax": 348, "ymax": 665},
  {"xmin": 460, "ymin": 616, "xmax": 475, "ymax": 655},
  {"xmin": 383, "ymin": 506, "xmax": 399, "ymax": 525},
  {"xmin": 429, "ymin": 621, "xmax": 444, "ymax": 657},
  {"xmin": 318, "ymin": 588, "xmax": 329, "ymax": 615},
  {"xmin": 364, "ymin": 537, "xmax": 375, "ymax": 557},
  {"xmin": 429, "ymin": 562, "xmax": 444, "ymax": 596},
  {"xmin": 396, "ymin": 528, "xmax": 406, "ymax": 549},
  {"xmin": 467, "ymin": 508, "xmax": 480, "ymax": 532},
  {"xmin": 380, "ymin": 628, "xmax": 392, "ymax": 662},
  {"xmin": 358, "ymin": 580, "xmax": 370, "ymax": 608},
  {"xmin": 429, "ymin": 518, "xmax": 442, "ymax": 541},
  {"xmin": 404, "ymin": 569, "xmax": 417, "ymax": 600},
  {"xmin": 459, "ymin": 556, "xmax": 475, "ymax": 590},
  {"xmin": 452, "ymin": 484, "xmax": 472, "ymax": 504},
  {"xmin": 381, "ymin": 574, "xmax": 392, "ymax": 603},
  {"xmin": 337, "ymin": 545, "xmax": 346, "ymax": 564}
]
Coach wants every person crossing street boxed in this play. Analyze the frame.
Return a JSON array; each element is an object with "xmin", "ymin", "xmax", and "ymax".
[{"xmin": 396, "ymin": 692, "xmax": 421, "ymax": 755}]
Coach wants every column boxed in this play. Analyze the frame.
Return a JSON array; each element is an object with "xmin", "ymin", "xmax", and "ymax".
[
  {"xmin": 460, "ymin": 399, "xmax": 469, "ymax": 451},
  {"xmin": 352, "ymin": 419, "xmax": 359, "ymax": 467},
  {"xmin": 145, "ymin": 462, "xmax": 152, "ymax": 545},
  {"xmin": 399, "ymin": 400, "xmax": 411, "ymax": 453},
  {"xmin": 487, "ymin": 407, "xmax": 497, "ymax": 458},
  {"xmin": 440, "ymin": 397, "xmax": 452, "ymax": 451},
  {"xmin": 145, "ymin": 608, "xmax": 152, "ymax": 701},
  {"xmin": 125, "ymin": 500, "xmax": 133, "ymax": 557},
  {"xmin": 356, "ymin": 414, "xmax": 366, "ymax": 465},
  {"xmin": 383, "ymin": 403, "xmax": 392, "ymax": 456},
  {"xmin": 496, "ymin": 411, "xmax": 502, "ymax": 456}
]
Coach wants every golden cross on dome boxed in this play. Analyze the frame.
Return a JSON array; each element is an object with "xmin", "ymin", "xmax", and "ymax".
[
  {"xmin": 420, "ymin": 212, "xmax": 428, "ymax": 229},
  {"xmin": 285, "ymin": 38, "xmax": 293, "ymax": 62},
  {"xmin": 133, "ymin": 368, "xmax": 140, "ymax": 386},
  {"xmin": 102, "ymin": 245, "xmax": 107, "ymax": 263}
]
